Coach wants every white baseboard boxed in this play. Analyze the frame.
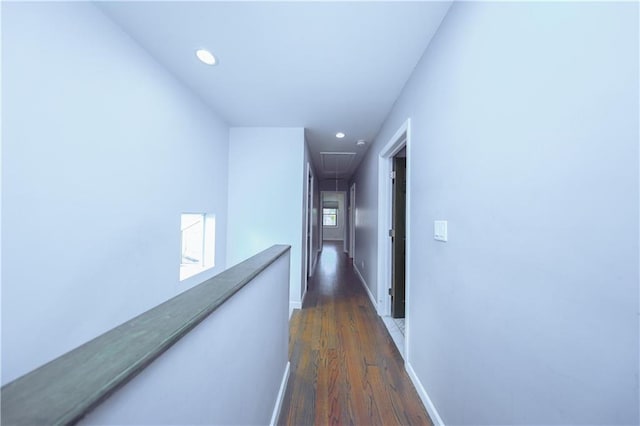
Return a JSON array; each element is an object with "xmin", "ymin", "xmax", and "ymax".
[
  {"xmin": 406, "ymin": 362, "xmax": 445, "ymax": 426},
  {"xmin": 353, "ymin": 264, "xmax": 376, "ymax": 309},
  {"xmin": 289, "ymin": 301, "xmax": 301, "ymax": 318},
  {"xmin": 270, "ymin": 361, "xmax": 291, "ymax": 426}
]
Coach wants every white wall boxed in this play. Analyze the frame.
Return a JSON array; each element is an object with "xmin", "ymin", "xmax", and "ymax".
[
  {"xmin": 227, "ymin": 127, "xmax": 305, "ymax": 313},
  {"xmin": 1, "ymin": 2, "xmax": 230, "ymax": 384},
  {"xmin": 82, "ymin": 252, "xmax": 290, "ymax": 426},
  {"xmin": 311, "ymin": 158, "xmax": 321, "ymax": 268},
  {"xmin": 303, "ymin": 140, "xmax": 321, "ymax": 291},
  {"xmin": 352, "ymin": 2, "xmax": 639, "ymax": 424},
  {"xmin": 351, "ymin": 150, "xmax": 378, "ymax": 294}
]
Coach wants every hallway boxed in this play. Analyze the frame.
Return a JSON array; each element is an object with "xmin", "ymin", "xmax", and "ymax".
[{"xmin": 278, "ymin": 242, "xmax": 431, "ymax": 426}]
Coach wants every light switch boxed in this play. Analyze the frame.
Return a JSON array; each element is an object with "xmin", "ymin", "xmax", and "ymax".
[{"xmin": 434, "ymin": 220, "xmax": 448, "ymax": 242}]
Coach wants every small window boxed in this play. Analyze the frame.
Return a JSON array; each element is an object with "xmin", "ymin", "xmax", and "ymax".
[
  {"xmin": 180, "ymin": 213, "xmax": 215, "ymax": 281},
  {"xmin": 323, "ymin": 208, "xmax": 338, "ymax": 227}
]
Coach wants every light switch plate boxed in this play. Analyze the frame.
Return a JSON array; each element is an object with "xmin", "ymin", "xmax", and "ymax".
[{"xmin": 434, "ymin": 220, "xmax": 448, "ymax": 242}]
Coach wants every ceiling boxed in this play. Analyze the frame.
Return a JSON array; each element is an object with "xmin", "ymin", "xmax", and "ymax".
[{"xmin": 97, "ymin": 1, "xmax": 452, "ymax": 179}]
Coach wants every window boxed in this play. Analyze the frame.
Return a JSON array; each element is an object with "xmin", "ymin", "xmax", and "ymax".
[
  {"xmin": 323, "ymin": 208, "xmax": 338, "ymax": 227},
  {"xmin": 180, "ymin": 213, "xmax": 215, "ymax": 281}
]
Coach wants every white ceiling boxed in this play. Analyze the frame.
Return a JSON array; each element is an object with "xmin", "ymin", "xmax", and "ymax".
[{"xmin": 97, "ymin": 1, "xmax": 452, "ymax": 179}]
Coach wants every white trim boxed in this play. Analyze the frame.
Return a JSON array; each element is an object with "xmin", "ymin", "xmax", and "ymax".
[
  {"xmin": 304, "ymin": 163, "xmax": 314, "ymax": 284},
  {"xmin": 269, "ymin": 361, "xmax": 291, "ymax": 426},
  {"xmin": 406, "ymin": 362, "xmax": 445, "ymax": 426},
  {"xmin": 404, "ymin": 122, "xmax": 413, "ymax": 362},
  {"xmin": 376, "ymin": 153, "xmax": 390, "ymax": 316},
  {"xmin": 353, "ymin": 264, "xmax": 376, "ymax": 309},
  {"xmin": 289, "ymin": 301, "xmax": 301, "ymax": 317},
  {"xmin": 376, "ymin": 118, "xmax": 411, "ymax": 317}
]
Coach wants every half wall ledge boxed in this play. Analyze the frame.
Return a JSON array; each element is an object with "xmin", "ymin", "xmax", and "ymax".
[{"xmin": 1, "ymin": 244, "xmax": 291, "ymax": 426}]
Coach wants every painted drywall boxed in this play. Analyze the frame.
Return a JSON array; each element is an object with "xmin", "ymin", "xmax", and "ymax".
[
  {"xmin": 1, "ymin": 2, "xmax": 229, "ymax": 384},
  {"xmin": 352, "ymin": 2, "xmax": 639, "ymax": 424},
  {"xmin": 312, "ymin": 164, "xmax": 322, "ymax": 268},
  {"xmin": 320, "ymin": 179, "xmax": 349, "ymax": 192},
  {"xmin": 351, "ymin": 147, "xmax": 379, "ymax": 296},
  {"xmin": 346, "ymin": 183, "xmax": 356, "ymax": 259},
  {"xmin": 226, "ymin": 127, "xmax": 305, "ymax": 313},
  {"xmin": 82, "ymin": 252, "xmax": 290, "ymax": 425},
  {"xmin": 302, "ymin": 140, "xmax": 320, "ymax": 301},
  {"xmin": 322, "ymin": 192, "xmax": 346, "ymax": 242}
]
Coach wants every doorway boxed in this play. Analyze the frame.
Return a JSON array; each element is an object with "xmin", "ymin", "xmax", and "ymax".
[
  {"xmin": 321, "ymin": 191, "xmax": 347, "ymax": 248},
  {"xmin": 391, "ymin": 149, "xmax": 406, "ymax": 318},
  {"xmin": 305, "ymin": 163, "xmax": 314, "ymax": 287},
  {"xmin": 376, "ymin": 119, "xmax": 411, "ymax": 359},
  {"xmin": 349, "ymin": 183, "xmax": 356, "ymax": 259}
]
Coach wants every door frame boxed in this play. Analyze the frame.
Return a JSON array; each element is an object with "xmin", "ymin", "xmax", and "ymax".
[
  {"xmin": 304, "ymin": 162, "xmax": 314, "ymax": 284},
  {"xmin": 320, "ymin": 190, "xmax": 347, "ymax": 245},
  {"xmin": 349, "ymin": 183, "xmax": 356, "ymax": 259},
  {"xmin": 377, "ymin": 119, "xmax": 411, "ymax": 356},
  {"xmin": 391, "ymin": 156, "xmax": 406, "ymax": 318}
]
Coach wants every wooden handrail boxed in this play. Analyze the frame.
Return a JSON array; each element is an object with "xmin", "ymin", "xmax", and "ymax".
[{"xmin": 1, "ymin": 244, "xmax": 291, "ymax": 426}]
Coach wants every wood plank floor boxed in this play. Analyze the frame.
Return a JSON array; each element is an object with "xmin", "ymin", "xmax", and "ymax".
[{"xmin": 278, "ymin": 242, "xmax": 432, "ymax": 426}]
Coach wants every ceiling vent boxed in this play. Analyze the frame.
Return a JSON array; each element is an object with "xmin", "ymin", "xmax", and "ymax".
[{"xmin": 320, "ymin": 152, "xmax": 356, "ymax": 173}]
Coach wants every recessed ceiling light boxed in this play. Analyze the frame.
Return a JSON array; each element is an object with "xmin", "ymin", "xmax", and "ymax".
[
  {"xmin": 356, "ymin": 139, "xmax": 366, "ymax": 146},
  {"xmin": 195, "ymin": 49, "xmax": 216, "ymax": 65},
  {"xmin": 336, "ymin": 132, "xmax": 345, "ymax": 139}
]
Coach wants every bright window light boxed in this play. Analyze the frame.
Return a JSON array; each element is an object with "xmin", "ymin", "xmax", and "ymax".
[
  {"xmin": 180, "ymin": 213, "xmax": 215, "ymax": 281},
  {"xmin": 323, "ymin": 208, "xmax": 338, "ymax": 227}
]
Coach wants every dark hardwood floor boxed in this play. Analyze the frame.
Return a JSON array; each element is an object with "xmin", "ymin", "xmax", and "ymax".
[{"xmin": 278, "ymin": 242, "xmax": 432, "ymax": 426}]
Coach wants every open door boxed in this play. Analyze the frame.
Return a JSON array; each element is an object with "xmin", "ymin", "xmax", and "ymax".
[
  {"xmin": 306, "ymin": 167, "xmax": 313, "ymax": 286},
  {"xmin": 391, "ymin": 155, "xmax": 406, "ymax": 318}
]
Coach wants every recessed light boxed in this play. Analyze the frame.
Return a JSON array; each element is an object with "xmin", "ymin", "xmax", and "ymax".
[
  {"xmin": 196, "ymin": 49, "xmax": 216, "ymax": 65},
  {"xmin": 356, "ymin": 139, "xmax": 366, "ymax": 146},
  {"xmin": 336, "ymin": 132, "xmax": 345, "ymax": 139}
]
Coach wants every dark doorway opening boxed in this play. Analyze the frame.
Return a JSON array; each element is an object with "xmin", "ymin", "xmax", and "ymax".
[
  {"xmin": 306, "ymin": 169, "xmax": 313, "ymax": 288},
  {"xmin": 391, "ymin": 149, "xmax": 406, "ymax": 318}
]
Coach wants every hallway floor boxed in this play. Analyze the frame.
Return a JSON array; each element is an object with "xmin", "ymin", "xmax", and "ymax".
[{"xmin": 278, "ymin": 242, "xmax": 432, "ymax": 426}]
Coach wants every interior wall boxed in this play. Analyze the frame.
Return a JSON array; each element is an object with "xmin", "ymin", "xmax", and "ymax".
[
  {"xmin": 352, "ymin": 1, "xmax": 639, "ymax": 424},
  {"xmin": 309, "ymin": 150, "xmax": 322, "ymax": 267},
  {"xmin": 346, "ymin": 183, "xmax": 356, "ymax": 259},
  {"xmin": 302, "ymin": 140, "xmax": 320, "ymax": 297},
  {"xmin": 313, "ymin": 173, "xmax": 322, "ymax": 260},
  {"xmin": 1, "ymin": 2, "xmax": 230, "ymax": 384},
  {"xmin": 351, "ymin": 148, "xmax": 379, "ymax": 297},
  {"xmin": 345, "ymin": 185, "xmax": 351, "ymax": 256},
  {"xmin": 82, "ymin": 252, "xmax": 290, "ymax": 426},
  {"xmin": 226, "ymin": 127, "xmax": 305, "ymax": 313}
]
